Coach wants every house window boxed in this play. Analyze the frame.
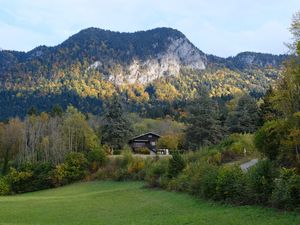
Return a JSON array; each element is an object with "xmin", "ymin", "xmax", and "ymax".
[
  {"xmin": 148, "ymin": 134, "xmax": 152, "ymax": 138},
  {"xmin": 150, "ymin": 141, "xmax": 156, "ymax": 146},
  {"xmin": 134, "ymin": 142, "xmax": 146, "ymax": 148}
]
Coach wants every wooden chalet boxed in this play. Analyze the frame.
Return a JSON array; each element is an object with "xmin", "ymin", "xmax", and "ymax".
[{"xmin": 128, "ymin": 132, "xmax": 160, "ymax": 155}]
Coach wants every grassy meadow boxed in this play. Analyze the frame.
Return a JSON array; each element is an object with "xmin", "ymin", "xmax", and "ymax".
[{"xmin": 0, "ymin": 181, "xmax": 299, "ymax": 225}]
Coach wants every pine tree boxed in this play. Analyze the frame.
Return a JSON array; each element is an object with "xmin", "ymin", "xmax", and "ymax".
[
  {"xmin": 260, "ymin": 87, "xmax": 280, "ymax": 123},
  {"xmin": 185, "ymin": 89, "xmax": 224, "ymax": 150},
  {"xmin": 226, "ymin": 94, "xmax": 260, "ymax": 133},
  {"xmin": 101, "ymin": 95, "xmax": 133, "ymax": 150},
  {"xmin": 168, "ymin": 151, "xmax": 185, "ymax": 178}
]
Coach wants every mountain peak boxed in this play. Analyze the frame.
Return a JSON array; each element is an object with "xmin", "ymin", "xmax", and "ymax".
[{"xmin": 54, "ymin": 26, "xmax": 207, "ymax": 84}]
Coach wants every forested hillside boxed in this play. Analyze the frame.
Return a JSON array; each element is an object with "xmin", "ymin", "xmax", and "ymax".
[{"xmin": 0, "ymin": 27, "xmax": 288, "ymax": 120}]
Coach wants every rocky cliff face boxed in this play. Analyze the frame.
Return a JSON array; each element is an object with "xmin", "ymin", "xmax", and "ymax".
[{"xmin": 105, "ymin": 37, "xmax": 207, "ymax": 84}]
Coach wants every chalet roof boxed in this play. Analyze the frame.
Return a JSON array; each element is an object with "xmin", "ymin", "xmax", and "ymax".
[{"xmin": 129, "ymin": 132, "xmax": 160, "ymax": 142}]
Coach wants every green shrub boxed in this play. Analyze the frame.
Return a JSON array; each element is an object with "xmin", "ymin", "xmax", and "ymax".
[
  {"xmin": 271, "ymin": 168, "xmax": 300, "ymax": 210},
  {"xmin": 168, "ymin": 151, "xmax": 185, "ymax": 178},
  {"xmin": 188, "ymin": 162, "xmax": 219, "ymax": 199},
  {"xmin": 112, "ymin": 150, "xmax": 148, "ymax": 181},
  {"xmin": 51, "ymin": 163, "xmax": 68, "ymax": 187},
  {"xmin": 121, "ymin": 148, "xmax": 134, "ymax": 167},
  {"xmin": 90, "ymin": 158, "xmax": 119, "ymax": 180},
  {"xmin": 135, "ymin": 147, "xmax": 150, "ymax": 155},
  {"xmin": 113, "ymin": 150, "xmax": 121, "ymax": 155},
  {"xmin": 207, "ymin": 152, "xmax": 222, "ymax": 165},
  {"xmin": 102, "ymin": 144, "xmax": 112, "ymax": 154},
  {"xmin": 221, "ymin": 150, "xmax": 241, "ymax": 163},
  {"xmin": 167, "ymin": 172, "xmax": 189, "ymax": 192},
  {"xmin": 254, "ymin": 120, "xmax": 286, "ymax": 160},
  {"xmin": 52, "ymin": 152, "xmax": 88, "ymax": 185},
  {"xmin": 145, "ymin": 159, "xmax": 168, "ymax": 188},
  {"xmin": 111, "ymin": 151, "xmax": 132, "ymax": 181},
  {"xmin": 217, "ymin": 134, "xmax": 257, "ymax": 163},
  {"xmin": 127, "ymin": 157, "xmax": 146, "ymax": 180},
  {"xmin": 245, "ymin": 160, "xmax": 278, "ymax": 204},
  {"xmin": 8, "ymin": 167, "xmax": 33, "ymax": 193},
  {"xmin": 0, "ymin": 177, "xmax": 10, "ymax": 195},
  {"xmin": 87, "ymin": 147, "xmax": 107, "ymax": 172},
  {"xmin": 8, "ymin": 162, "xmax": 53, "ymax": 193},
  {"xmin": 64, "ymin": 152, "xmax": 88, "ymax": 182},
  {"xmin": 215, "ymin": 166, "xmax": 245, "ymax": 203}
]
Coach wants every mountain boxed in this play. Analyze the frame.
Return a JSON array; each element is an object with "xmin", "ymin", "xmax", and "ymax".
[
  {"xmin": 0, "ymin": 27, "xmax": 288, "ymax": 120},
  {"xmin": 0, "ymin": 28, "xmax": 208, "ymax": 84}
]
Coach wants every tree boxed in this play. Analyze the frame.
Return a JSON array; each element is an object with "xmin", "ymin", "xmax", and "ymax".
[
  {"xmin": 63, "ymin": 106, "xmax": 99, "ymax": 153},
  {"xmin": 271, "ymin": 45, "xmax": 300, "ymax": 118},
  {"xmin": 260, "ymin": 87, "xmax": 281, "ymax": 123},
  {"xmin": 157, "ymin": 134, "xmax": 184, "ymax": 151},
  {"xmin": 0, "ymin": 118, "xmax": 24, "ymax": 174},
  {"xmin": 50, "ymin": 104, "xmax": 63, "ymax": 117},
  {"xmin": 282, "ymin": 112, "xmax": 300, "ymax": 169},
  {"xmin": 287, "ymin": 11, "xmax": 300, "ymax": 53},
  {"xmin": 254, "ymin": 120, "xmax": 286, "ymax": 160},
  {"xmin": 101, "ymin": 96, "xmax": 133, "ymax": 150},
  {"xmin": 168, "ymin": 151, "xmax": 185, "ymax": 178},
  {"xmin": 226, "ymin": 94, "xmax": 260, "ymax": 133},
  {"xmin": 185, "ymin": 89, "xmax": 224, "ymax": 150}
]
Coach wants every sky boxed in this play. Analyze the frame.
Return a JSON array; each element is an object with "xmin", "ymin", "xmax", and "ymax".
[{"xmin": 0, "ymin": 0, "xmax": 299, "ymax": 57}]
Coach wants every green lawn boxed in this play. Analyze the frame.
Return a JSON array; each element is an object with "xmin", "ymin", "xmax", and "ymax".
[{"xmin": 0, "ymin": 181, "xmax": 299, "ymax": 225}]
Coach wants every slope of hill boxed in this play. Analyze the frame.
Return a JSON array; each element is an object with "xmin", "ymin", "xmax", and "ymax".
[{"xmin": 0, "ymin": 27, "xmax": 288, "ymax": 120}]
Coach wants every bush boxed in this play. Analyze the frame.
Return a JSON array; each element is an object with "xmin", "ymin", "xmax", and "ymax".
[
  {"xmin": 207, "ymin": 152, "xmax": 222, "ymax": 165},
  {"xmin": 87, "ymin": 147, "xmax": 107, "ymax": 172},
  {"xmin": 195, "ymin": 164, "xmax": 219, "ymax": 199},
  {"xmin": 271, "ymin": 168, "xmax": 300, "ymax": 210},
  {"xmin": 112, "ymin": 150, "xmax": 147, "ymax": 181},
  {"xmin": 217, "ymin": 134, "xmax": 257, "ymax": 163},
  {"xmin": 145, "ymin": 159, "xmax": 168, "ymax": 188},
  {"xmin": 167, "ymin": 170, "xmax": 190, "ymax": 192},
  {"xmin": 64, "ymin": 152, "xmax": 88, "ymax": 182},
  {"xmin": 245, "ymin": 160, "xmax": 278, "ymax": 204},
  {"xmin": 0, "ymin": 177, "xmax": 10, "ymax": 195},
  {"xmin": 51, "ymin": 164, "xmax": 68, "ymax": 187},
  {"xmin": 102, "ymin": 144, "xmax": 112, "ymax": 154},
  {"xmin": 135, "ymin": 147, "xmax": 150, "ymax": 155},
  {"xmin": 215, "ymin": 166, "xmax": 245, "ymax": 203},
  {"xmin": 52, "ymin": 152, "xmax": 88, "ymax": 185},
  {"xmin": 8, "ymin": 167, "xmax": 33, "ymax": 193},
  {"xmin": 127, "ymin": 157, "xmax": 144, "ymax": 174},
  {"xmin": 113, "ymin": 150, "xmax": 121, "ymax": 155},
  {"xmin": 254, "ymin": 120, "xmax": 286, "ymax": 160},
  {"xmin": 221, "ymin": 150, "xmax": 241, "ymax": 163},
  {"xmin": 8, "ymin": 162, "xmax": 53, "ymax": 193},
  {"xmin": 168, "ymin": 151, "xmax": 185, "ymax": 178}
]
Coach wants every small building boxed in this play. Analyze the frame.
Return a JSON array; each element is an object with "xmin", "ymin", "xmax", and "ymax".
[{"xmin": 128, "ymin": 132, "xmax": 160, "ymax": 155}]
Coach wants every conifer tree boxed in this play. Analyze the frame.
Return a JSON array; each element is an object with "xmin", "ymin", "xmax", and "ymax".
[
  {"xmin": 226, "ymin": 94, "xmax": 260, "ymax": 133},
  {"xmin": 102, "ymin": 95, "xmax": 133, "ymax": 150},
  {"xmin": 185, "ymin": 88, "xmax": 224, "ymax": 150}
]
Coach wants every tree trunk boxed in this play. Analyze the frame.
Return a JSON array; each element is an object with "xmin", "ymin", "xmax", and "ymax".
[{"xmin": 296, "ymin": 145, "xmax": 300, "ymax": 162}]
